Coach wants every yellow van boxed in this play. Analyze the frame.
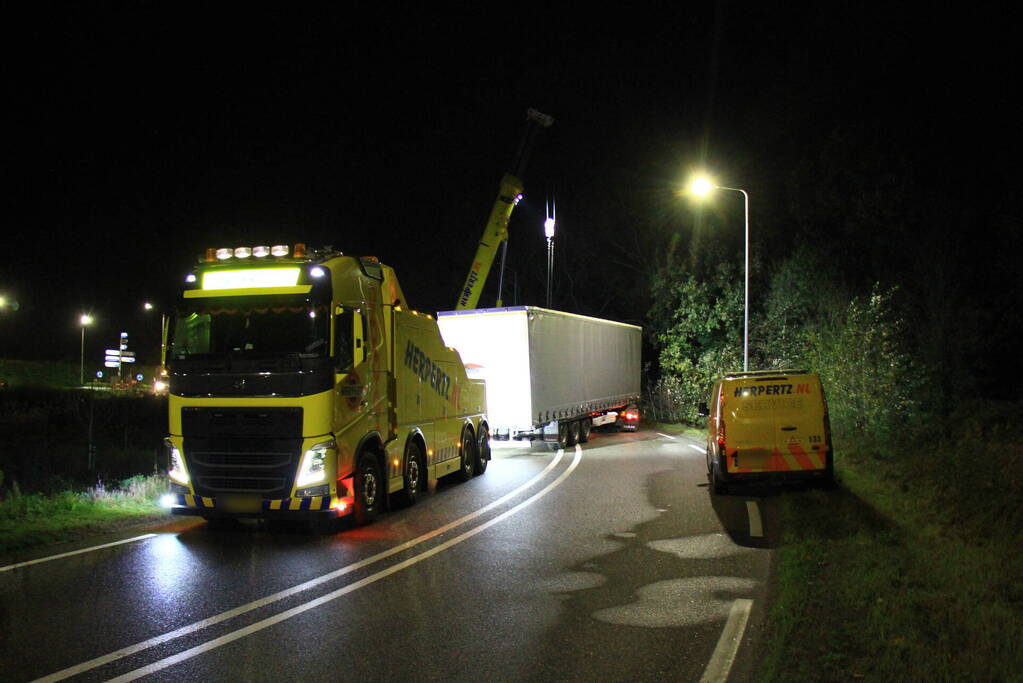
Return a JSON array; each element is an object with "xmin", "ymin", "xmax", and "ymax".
[{"xmin": 698, "ymin": 370, "xmax": 834, "ymax": 493}]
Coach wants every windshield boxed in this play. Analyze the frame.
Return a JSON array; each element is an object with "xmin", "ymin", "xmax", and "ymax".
[{"xmin": 170, "ymin": 295, "xmax": 330, "ymax": 360}]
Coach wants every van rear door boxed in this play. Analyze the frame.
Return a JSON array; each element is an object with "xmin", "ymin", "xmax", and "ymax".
[{"xmin": 771, "ymin": 373, "xmax": 828, "ymax": 471}]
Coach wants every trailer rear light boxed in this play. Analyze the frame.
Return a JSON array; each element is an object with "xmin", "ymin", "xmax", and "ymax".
[
  {"xmin": 271, "ymin": 244, "xmax": 289, "ymax": 257},
  {"xmin": 234, "ymin": 246, "xmax": 252, "ymax": 259},
  {"xmin": 252, "ymin": 245, "xmax": 270, "ymax": 258},
  {"xmin": 293, "ymin": 243, "xmax": 306, "ymax": 257},
  {"xmin": 215, "ymin": 248, "xmax": 233, "ymax": 260}
]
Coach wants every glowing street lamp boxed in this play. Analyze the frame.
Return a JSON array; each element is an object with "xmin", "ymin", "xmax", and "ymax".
[
  {"xmin": 687, "ymin": 175, "xmax": 751, "ymax": 371},
  {"xmin": 79, "ymin": 313, "xmax": 94, "ymax": 385}
]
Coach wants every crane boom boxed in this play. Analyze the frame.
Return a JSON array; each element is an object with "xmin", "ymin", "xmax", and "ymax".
[{"xmin": 456, "ymin": 109, "xmax": 553, "ymax": 311}]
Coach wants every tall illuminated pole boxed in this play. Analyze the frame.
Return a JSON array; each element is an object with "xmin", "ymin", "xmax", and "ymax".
[
  {"xmin": 79, "ymin": 314, "xmax": 94, "ymax": 385},
  {"xmin": 689, "ymin": 177, "xmax": 750, "ymax": 371},
  {"xmin": 544, "ymin": 197, "xmax": 556, "ymax": 309}
]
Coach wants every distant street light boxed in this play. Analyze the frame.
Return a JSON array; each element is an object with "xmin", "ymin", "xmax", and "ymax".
[
  {"xmin": 79, "ymin": 314, "xmax": 94, "ymax": 386},
  {"xmin": 687, "ymin": 175, "xmax": 751, "ymax": 371}
]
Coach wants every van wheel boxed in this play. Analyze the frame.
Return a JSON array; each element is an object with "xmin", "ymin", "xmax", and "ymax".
[
  {"xmin": 457, "ymin": 429, "xmax": 476, "ymax": 482},
  {"xmin": 819, "ymin": 451, "xmax": 837, "ymax": 490},
  {"xmin": 710, "ymin": 456, "xmax": 729, "ymax": 495},
  {"xmin": 474, "ymin": 425, "xmax": 490, "ymax": 475},
  {"xmin": 398, "ymin": 440, "xmax": 425, "ymax": 506},
  {"xmin": 578, "ymin": 418, "xmax": 592, "ymax": 443},
  {"xmin": 354, "ymin": 452, "xmax": 382, "ymax": 525}
]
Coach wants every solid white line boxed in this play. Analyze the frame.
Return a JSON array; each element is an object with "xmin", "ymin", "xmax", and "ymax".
[
  {"xmin": 0, "ymin": 534, "xmax": 157, "ymax": 573},
  {"xmin": 700, "ymin": 598, "xmax": 753, "ymax": 683},
  {"xmin": 109, "ymin": 446, "xmax": 584, "ymax": 682},
  {"xmin": 34, "ymin": 450, "xmax": 566, "ymax": 683},
  {"xmin": 657, "ymin": 432, "xmax": 676, "ymax": 440},
  {"xmin": 746, "ymin": 501, "xmax": 763, "ymax": 538},
  {"xmin": 689, "ymin": 444, "xmax": 707, "ymax": 454}
]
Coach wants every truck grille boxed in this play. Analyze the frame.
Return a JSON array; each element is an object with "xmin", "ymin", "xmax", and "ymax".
[{"xmin": 182, "ymin": 407, "xmax": 303, "ymax": 499}]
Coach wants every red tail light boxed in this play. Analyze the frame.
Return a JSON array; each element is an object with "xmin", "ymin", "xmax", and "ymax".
[
  {"xmin": 624, "ymin": 411, "xmax": 639, "ymax": 421},
  {"xmin": 716, "ymin": 391, "xmax": 726, "ymax": 447}
]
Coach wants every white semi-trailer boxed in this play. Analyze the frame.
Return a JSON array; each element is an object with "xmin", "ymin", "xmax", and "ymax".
[{"xmin": 437, "ymin": 306, "xmax": 641, "ymax": 447}]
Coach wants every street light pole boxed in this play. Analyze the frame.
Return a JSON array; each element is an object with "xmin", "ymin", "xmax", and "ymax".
[
  {"xmin": 717, "ymin": 186, "xmax": 750, "ymax": 371},
  {"xmin": 687, "ymin": 178, "xmax": 751, "ymax": 371},
  {"xmin": 545, "ymin": 197, "xmax": 556, "ymax": 309}
]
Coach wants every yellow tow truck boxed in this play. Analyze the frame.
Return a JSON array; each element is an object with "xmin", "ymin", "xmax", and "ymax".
[{"xmin": 162, "ymin": 244, "xmax": 489, "ymax": 525}]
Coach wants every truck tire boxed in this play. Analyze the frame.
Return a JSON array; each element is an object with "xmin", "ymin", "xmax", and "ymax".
[
  {"xmin": 398, "ymin": 440, "xmax": 425, "ymax": 506},
  {"xmin": 474, "ymin": 424, "xmax": 490, "ymax": 475},
  {"xmin": 568, "ymin": 420, "xmax": 580, "ymax": 447},
  {"xmin": 578, "ymin": 418, "xmax": 592, "ymax": 443},
  {"xmin": 354, "ymin": 452, "xmax": 382, "ymax": 525},
  {"xmin": 457, "ymin": 428, "xmax": 476, "ymax": 482}
]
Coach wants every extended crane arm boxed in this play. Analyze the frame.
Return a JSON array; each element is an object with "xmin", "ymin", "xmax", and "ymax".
[{"xmin": 455, "ymin": 109, "xmax": 553, "ymax": 311}]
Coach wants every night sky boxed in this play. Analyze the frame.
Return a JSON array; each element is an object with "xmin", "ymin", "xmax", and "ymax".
[{"xmin": 4, "ymin": 3, "xmax": 1017, "ymax": 372}]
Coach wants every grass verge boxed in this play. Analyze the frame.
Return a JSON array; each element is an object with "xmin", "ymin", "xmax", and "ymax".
[
  {"xmin": 757, "ymin": 402, "xmax": 1023, "ymax": 681},
  {"xmin": 0, "ymin": 474, "xmax": 167, "ymax": 554}
]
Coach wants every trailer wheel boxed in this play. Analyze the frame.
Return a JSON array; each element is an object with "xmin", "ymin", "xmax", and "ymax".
[
  {"xmin": 557, "ymin": 421, "xmax": 572, "ymax": 449},
  {"xmin": 578, "ymin": 418, "xmax": 592, "ymax": 444},
  {"xmin": 398, "ymin": 440, "xmax": 425, "ymax": 506},
  {"xmin": 568, "ymin": 420, "xmax": 580, "ymax": 446},
  {"xmin": 456, "ymin": 428, "xmax": 476, "ymax": 482},
  {"xmin": 474, "ymin": 425, "xmax": 491, "ymax": 475},
  {"xmin": 354, "ymin": 452, "xmax": 382, "ymax": 524}
]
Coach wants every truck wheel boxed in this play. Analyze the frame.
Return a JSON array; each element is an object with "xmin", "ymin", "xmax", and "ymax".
[
  {"xmin": 457, "ymin": 429, "xmax": 476, "ymax": 482},
  {"xmin": 398, "ymin": 440, "xmax": 425, "ymax": 506},
  {"xmin": 568, "ymin": 420, "xmax": 580, "ymax": 447},
  {"xmin": 354, "ymin": 452, "xmax": 382, "ymax": 525},
  {"xmin": 578, "ymin": 418, "xmax": 592, "ymax": 444},
  {"xmin": 474, "ymin": 425, "xmax": 490, "ymax": 476}
]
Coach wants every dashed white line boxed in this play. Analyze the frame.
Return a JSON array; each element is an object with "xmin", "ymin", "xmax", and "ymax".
[
  {"xmin": 689, "ymin": 444, "xmax": 707, "ymax": 454},
  {"xmin": 657, "ymin": 432, "xmax": 676, "ymax": 440},
  {"xmin": 0, "ymin": 534, "xmax": 157, "ymax": 573},
  {"xmin": 745, "ymin": 501, "xmax": 763, "ymax": 537},
  {"xmin": 700, "ymin": 598, "xmax": 753, "ymax": 683}
]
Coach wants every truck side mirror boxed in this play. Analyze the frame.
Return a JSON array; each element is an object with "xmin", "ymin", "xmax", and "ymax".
[{"xmin": 697, "ymin": 402, "xmax": 709, "ymax": 418}]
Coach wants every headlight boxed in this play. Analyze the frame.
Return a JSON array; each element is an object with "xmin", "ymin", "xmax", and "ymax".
[
  {"xmin": 166, "ymin": 438, "xmax": 189, "ymax": 485},
  {"xmin": 296, "ymin": 439, "xmax": 334, "ymax": 488}
]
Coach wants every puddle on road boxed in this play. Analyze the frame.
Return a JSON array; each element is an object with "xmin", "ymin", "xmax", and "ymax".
[
  {"xmin": 646, "ymin": 533, "xmax": 752, "ymax": 560},
  {"xmin": 592, "ymin": 576, "xmax": 756, "ymax": 628}
]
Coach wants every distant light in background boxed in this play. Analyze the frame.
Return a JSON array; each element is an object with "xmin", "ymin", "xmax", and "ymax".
[{"xmin": 143, "ymin": 302, "xmax": 154, "ymax": 311}]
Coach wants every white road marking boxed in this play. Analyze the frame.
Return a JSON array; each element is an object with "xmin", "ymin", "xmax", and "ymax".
[
  {"xmin": 657, "ymin": 432, "xmax": 676, "ymax": 439},
  {"xmin": 34, "ymin": 450, "xmax": 568, "ymax": 683},
  {"xmin": 689, "ymin": 444, "xmax": 707, "ymax": 454},
  {"xmin": 108, "ymin": 446, "xmax": 584, "ymax": 682},
  {"xmin": 745, "ymin": 501, "xmax": 763, "ymax": 537},
  {"xmin": 700, "ymin": 598, "xmax": 753, "ymax": 683},
  {"xmin": 0, "ymin": 534, "xmax": 157, "ymax": 573}
]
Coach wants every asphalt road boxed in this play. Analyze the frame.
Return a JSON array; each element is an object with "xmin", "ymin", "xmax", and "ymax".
[{"xmin": 1, "ymin": 429, "xmax": 782, "ymax": 682}]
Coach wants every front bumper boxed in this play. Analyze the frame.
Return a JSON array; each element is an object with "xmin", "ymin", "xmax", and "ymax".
[{"xmin": 164, "ymin": 493, "xmax": 350, "ymax": 519}]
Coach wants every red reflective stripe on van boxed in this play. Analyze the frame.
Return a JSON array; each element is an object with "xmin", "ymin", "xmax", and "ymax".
[{"xmin": 787, "ymin": 443, "xmax": 817, "ymax": 470}]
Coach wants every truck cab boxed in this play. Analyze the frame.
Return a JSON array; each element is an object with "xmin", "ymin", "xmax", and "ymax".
[{"xmin": 163, "ymin": 244, "xmax": 489, "ymax": 524}]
